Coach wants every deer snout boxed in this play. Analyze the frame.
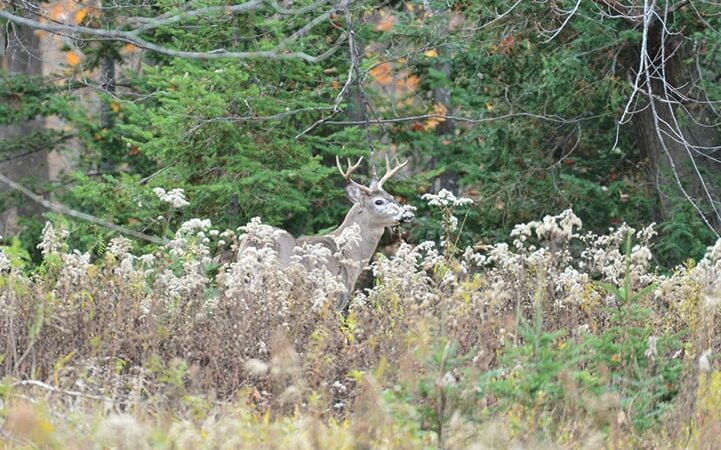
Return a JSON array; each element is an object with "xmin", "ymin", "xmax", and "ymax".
[{"xmin": 399, "ymin": 208, "xmax": 414, "ymax": 223}]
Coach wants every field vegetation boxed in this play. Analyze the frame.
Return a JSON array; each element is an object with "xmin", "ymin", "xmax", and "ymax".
[{"xmin": 1, "ymin": 195, "xmax": 720, "ymax": 449}]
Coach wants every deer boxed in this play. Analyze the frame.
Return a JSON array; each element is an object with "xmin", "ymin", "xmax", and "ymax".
[{"xmin": 237, "ymin": 155, "xmax": 414, "ymax": 311}]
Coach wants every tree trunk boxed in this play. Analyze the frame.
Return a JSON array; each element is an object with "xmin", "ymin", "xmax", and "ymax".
[
  {"xmin": 630, "ymin": 29, "xmax": 721, "ymax": 230},
  {"xmin": 431, "ymin": 14, "xmax": 459, "ymax": 195},
  {"xmin": 0, "ymin": 24, "xmax": 48, "ymax": 236}
]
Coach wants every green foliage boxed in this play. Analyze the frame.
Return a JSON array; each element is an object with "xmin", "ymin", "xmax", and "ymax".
[
  {"xmin": 591, "ymin": 235, "xmax": 683, "ymax": 430},
  {"xmin": 1, "ymin": 237, "xmax": 32, "ymax": 272},
  {"xmin": 482, "ymin": 296, "xmax": 596, "ymax": 411},
  {"xmin": 656, "ymin": 203, "xmax": 716, "ymax": 265},
  {"xmin": 2, "ymin": 0, "xmax": 721, "ymax": 266}
]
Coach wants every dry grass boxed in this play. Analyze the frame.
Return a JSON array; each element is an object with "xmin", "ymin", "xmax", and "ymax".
[{"xmin": 1, "ymin": 206, "xmax": 720, "ymax": 448}]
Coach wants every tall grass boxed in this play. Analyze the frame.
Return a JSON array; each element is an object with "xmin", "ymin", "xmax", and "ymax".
[{"xmin": 0, "ymin": 196, "xmax": 720, "ymax": 448}]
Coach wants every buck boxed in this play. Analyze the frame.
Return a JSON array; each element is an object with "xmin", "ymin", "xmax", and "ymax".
[{"xmin": 239, "ymin": 155, "xmax": 414, "ymax": 311}]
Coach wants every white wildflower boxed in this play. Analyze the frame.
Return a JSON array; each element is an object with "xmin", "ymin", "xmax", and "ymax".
[
  {"xmin": 422, "ymin": 189, "xmax": 474, "ymax": 207},
  {"xmin": 0, "ymin": 249, "xmax": 10, "ymax": 272},
  {"xmin": 37, "ymin": 222, "xmax": 68, "ymax": 257},
  {"xmin": 95, "ymin": 414, "xmax": 149, "ymax": 450},
  {"xmin": 153, "ymin": 187, "xmax": 190, "ymax": 208},
  {"xmin": 59, "ymin": 250, "xmax": 91, "ymax": 284},
  {"xmin": 332, "ymin": 380, "xmax": 348, "ymax": 393},
  {"xmin": 178, "ymin": 218, "xmax": 211, "ymax": 235},
  {"xmin": 699, "ymin": 349, "xmax": 713, "ymax": 373},
  {"xmin": 244, "ymin": 359, "xmax": 269, "ymax": 377},
  {"xmin": 333, "ymin": 224, "xmax": 362, "ymax": 256},
  {"xmin": 703, "ymin": 295, "xmax": 721, "ymax": 310},
  {"xmin": 644, "ymin": 336, "xmax": 658, "ymax": 361},
  {"xmin": 108, "ymin": 236, "xmax": 132, "ymax": 257},
  {"xmin": 137, "ymin": 254, "xmax": 156, "ymax": 266}
]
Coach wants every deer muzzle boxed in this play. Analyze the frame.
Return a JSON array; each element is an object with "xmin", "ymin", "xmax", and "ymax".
[{"xmin": 399, "ymin": 209, "xmax": 415, "ymax": 223}]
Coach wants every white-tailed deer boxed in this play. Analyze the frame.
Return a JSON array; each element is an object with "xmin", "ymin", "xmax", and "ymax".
[{"xmin": 239, "ymin": 155, "xmax": 414, "ymax": 310}]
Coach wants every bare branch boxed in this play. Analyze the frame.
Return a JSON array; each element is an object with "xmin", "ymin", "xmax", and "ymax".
[
  {"xmin": 0, "ymin": 6, "xmax": 341, "ymax": 62},
  {"xmin": 0, "ymin": 172, "xmax": 167, "ymax": 244},
  {"xmin": 321, "ymin": 112, "xmax": 603, "ymax": 126},
  {"xmin": 130, "ymin": 0, "xmax": 266, "ymax": 32},
  {"xmin": 13, "ymin": 379, "xmax": 113, "ymax": 402},
  {"xmin": 541, "ymin": 0, "xmax": 582, "ymax": 43}
]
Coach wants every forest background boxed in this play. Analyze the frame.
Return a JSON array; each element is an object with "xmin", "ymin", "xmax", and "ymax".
[
  {"xmin": 2, "ymin": 1, "xmax": 721, "ymax": 449},
  {"xmin": 2, "ymin": 0, "xmax": 720, "ymax": 265}
]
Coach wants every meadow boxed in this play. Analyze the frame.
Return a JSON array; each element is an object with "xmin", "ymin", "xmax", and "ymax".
[{"xmin": 1, "ymin": 192, "xmax": 720, "ymax": 449}]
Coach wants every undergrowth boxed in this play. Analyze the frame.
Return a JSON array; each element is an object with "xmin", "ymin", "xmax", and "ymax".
[{"xmin": 0, "ymin": 190, "xmax": 720, "ymax": 449}]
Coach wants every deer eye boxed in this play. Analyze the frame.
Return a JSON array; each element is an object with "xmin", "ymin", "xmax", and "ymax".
[{"xmin": 374, "ymin": 199, "xmax": 385, "ymax": 206}]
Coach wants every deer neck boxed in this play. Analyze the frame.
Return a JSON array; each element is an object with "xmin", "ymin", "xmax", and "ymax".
[{"xmin": 332, "ymin": 203, "xmax": 385, "ymax": 264}]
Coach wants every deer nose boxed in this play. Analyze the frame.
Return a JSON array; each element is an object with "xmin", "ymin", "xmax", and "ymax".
[{"xmin": 399, "ymin": 209, "xmax": 414, "ymax": 223}]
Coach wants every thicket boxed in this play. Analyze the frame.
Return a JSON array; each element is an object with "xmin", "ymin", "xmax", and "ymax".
[
  {"xmin": 0, "ymin": 198, "xmax": 720, "ymax": 448},
  {"xmin": 3, "ymin": 0, "xmax": 721, "ymax": 266}
]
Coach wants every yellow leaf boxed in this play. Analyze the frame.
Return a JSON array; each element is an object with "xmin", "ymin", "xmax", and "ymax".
[
  {"xmin": 422, "ymin": 103, "xmax": 447, "ymax": 131},
  {"xmin": 110, "ymin": 102, "xmax": 121, "ymax": 113},
  {"xmin": 424, "ymin": 49, "xmax": 438, "ymax": 58},
  {"xmin": 73, "ymin": 7, "xmax": 88, "ymax": 24},
  {"xmin": 485, "ymin": 101, "xmax": 494, "ymax": 111},
  {"xmin": 65, "ymin": 51, "xmax": 81, "ymax": 66},
  {"xmin": 432, "ymin": 102, "xmax": 448, "ymax": 116}
]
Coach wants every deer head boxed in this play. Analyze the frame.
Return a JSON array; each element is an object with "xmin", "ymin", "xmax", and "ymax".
[
  {"xmin": 336, "ymin": 155, "xmax": 415, "ymax": 228},
  {"xmin": 237, "ymin": 154, "xmax": 414, "ymax": 312}
]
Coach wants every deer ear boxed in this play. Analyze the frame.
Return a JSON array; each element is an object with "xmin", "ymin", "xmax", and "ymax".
[{"xmin": 345, "ymin": 183, "xmax": 362, "ymax": 203}]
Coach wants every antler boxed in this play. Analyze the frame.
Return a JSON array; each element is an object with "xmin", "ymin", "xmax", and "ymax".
[
  {"xmin": 376, "ymin": 154, "xmax": 409, "ymax": 190},
  {"xmin": 336, "ymin": 156, "xmax": 373, "ymax": 193}
]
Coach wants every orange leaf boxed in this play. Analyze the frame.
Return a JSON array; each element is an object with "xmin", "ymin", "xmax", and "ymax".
[
  {"xmin": 65, "ymin": 52, "xmax": 81, "ymax": 66},
  {"xmin": 122, "ymin": 44, "xmax": 138, "ymax": 53},
  {"xmin": 48, "ymin": 4, "xmax": 65, "ymax": 21},
  {"xmin": 397, "ymin": 74, "xmax": 419, "ymax": 93},
  {"xmin": 73, "ymin": 7, "xmax": 88, "ymax": 24},
  {"xmin": 500, "ymin": 34, "xmax": 516, "ymax": 54},
  {"xmin": 369, "ymin": 62, "xmax": 393, "ymax": 86},
  {"xmin": 375, "ymin": 13, "xmax": 396, "ymax": 32}
]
